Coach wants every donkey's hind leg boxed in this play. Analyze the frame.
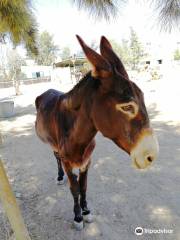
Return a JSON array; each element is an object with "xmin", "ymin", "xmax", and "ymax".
[{"xmin": 54, "ymin": 152, "xmax": 66, "ymax": 185}]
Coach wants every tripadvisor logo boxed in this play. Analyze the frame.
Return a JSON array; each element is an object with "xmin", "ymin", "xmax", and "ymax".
[
  {"xmin": 134, "ymin": 227, "xmax": 174, "ymax": 235},
  {"xmin": 135, "ymin": 227, "xmax": 143, "ymax": 236}
]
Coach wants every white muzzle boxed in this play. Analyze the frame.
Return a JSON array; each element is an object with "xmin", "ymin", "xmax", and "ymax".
[{"xmin": 130, "ymin": 130, "xmax": 159, "ymax": 169}]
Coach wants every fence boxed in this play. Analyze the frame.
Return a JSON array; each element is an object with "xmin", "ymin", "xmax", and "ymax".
[{"xmin": 0, "ymin": 76, "xmax": 51, "ymax": 89}]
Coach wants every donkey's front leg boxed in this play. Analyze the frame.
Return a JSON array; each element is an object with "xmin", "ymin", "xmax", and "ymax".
[
  {"xmin": 79, "ymin": 161, "xmax": 93, "ymax": 223},
  {"xmin": 54, "ymin": 152, "xmax": 65, "ymax": 185},
  {"xmin": 63, "ymin": 163, "xmax": 83, "ymax": 230}
]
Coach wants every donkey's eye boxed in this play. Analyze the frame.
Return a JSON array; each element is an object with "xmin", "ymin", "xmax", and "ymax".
[
  {"xmin": 115, "ymin": 101, "xmax": 138, "ymax": 119},
  {"xmin": 121, "ymin": 105, "xmax": 135, "ymax": 114}
]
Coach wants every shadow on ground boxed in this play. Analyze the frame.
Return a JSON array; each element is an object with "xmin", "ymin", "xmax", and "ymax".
[{"xmin": 0, "ymin": 103, "xmax": 180, "ymax": 240}]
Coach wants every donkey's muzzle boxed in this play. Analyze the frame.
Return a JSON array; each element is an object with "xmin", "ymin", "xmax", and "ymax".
[{"xmin": 130, "ymin": 129, "xmax": 159, "ymax": 169}]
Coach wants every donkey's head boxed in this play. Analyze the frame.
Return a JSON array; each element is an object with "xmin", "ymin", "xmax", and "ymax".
[{"xmin": 77, "ymin": 35, "xmax": 159, "ymax": 169}]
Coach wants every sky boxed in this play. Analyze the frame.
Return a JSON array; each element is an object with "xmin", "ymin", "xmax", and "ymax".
[{"xmin": 33, "ymin": 0, "xmax": 180, "ymax": 54}]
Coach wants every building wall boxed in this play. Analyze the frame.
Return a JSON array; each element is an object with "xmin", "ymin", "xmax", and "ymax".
[
  {"xmin": 51, "ymin": 67, "xmax": 73, "ymax": 84},
  {"xmin": 21, "ymin": 66, "xmax": 52, "ymax": 79}
]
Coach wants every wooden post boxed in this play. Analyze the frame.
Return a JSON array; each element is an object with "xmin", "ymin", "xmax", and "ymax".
[
  {"xmin": 0, "ymin": 159, "xmax": 31, "ymax": 240},
  {"xmin": 0, "ymin": 130, "xmax": 3, "ymax": 144}
]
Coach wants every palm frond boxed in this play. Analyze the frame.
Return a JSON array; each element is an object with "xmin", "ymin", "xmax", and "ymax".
[
  {"xmin": 0, "ymin": 0, "xmax": 38, "ymax": 54},
  {"xmin": 153, "ymin": 0, "xmax": 180, "ymax": 31},
  {"xmin": 73, "ymin": 0, "xmax": 122, "ymax": 20}
]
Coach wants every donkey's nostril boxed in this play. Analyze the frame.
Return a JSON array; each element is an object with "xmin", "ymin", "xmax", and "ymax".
[{"xmin": 147, "ymin": 156, "xmax": 153, "ymax": 163}]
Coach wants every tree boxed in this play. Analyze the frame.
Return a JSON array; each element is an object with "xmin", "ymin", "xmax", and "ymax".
[
  {"xmin": 29, "ymin": 31, "xmax": 59, "ymax": 65},
  {"xmin": 155, "ymin": 0, "xmax": 180, "ymax": 31},
  {"xmin": 90, "ymin": 40, "xmax": 98, "ymax": 51},
  {"xmin": 121, "ymin": 39, "xmax": 132, "ymax": 66},
  {"xmin": 0, "ymin": 44, "xmax": 27, "ymax": 95},
  {"xmin": 0, "ymin": 43, "xmax": 8, "ymax": 81},
  {"xmin": 129, "ymin": 28, "xmax": 144, "ymax": 70},
  {"xmin": 110, "ymin": 39, "xmax": 131, "ymax": 67},
  {"xmin": 109, "ymin": 29, "xmax": 144, "ymax": 70},
  {"xmin": 0, "ymin": 0, "xmax": 37, "ymax": 54},
  {"xmin": 60, "ymin": 47, "xmax": 71, "ymax": 60},
  {"xmin": 75, "ymin": 40, "xmax": 98, "ymax": 58},
  {"xmin": 174, "ymin": 48, "xmax": 180, "ymax": 60},
  {"xmin": 7, "ymin": 49, "xmax": 26, "ymax": 95},
  {"xmin": 73, "ymin": 0, "xmax": 180, "ymax": 31},
  {"xmin": 73, "ymin": 0, "xmax": 117, "ymax": 20}
]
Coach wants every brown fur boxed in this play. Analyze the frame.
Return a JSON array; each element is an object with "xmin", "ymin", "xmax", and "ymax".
[
  {"xmin": 35, "ymin": 36, "xmax": 152, "ymax": 226},
  {"xmin": 35, "ymin": 36, "xmax": 150, "ymax": 169}
]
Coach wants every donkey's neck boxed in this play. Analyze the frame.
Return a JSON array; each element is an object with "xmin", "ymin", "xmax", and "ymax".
[
  {"xmin": 70, "ymin": 105, "xmax": 97, "ymax": 145},
  {"xmin": 62, "ymin": 101, "xmax": 97, "ymax": 161},
  {"xmin": 66, "ymin": 72, "xmax": 99, "ymax": 142},
  {"xmin": 61, "ymin": 73, "xmax": 99, "ymax": 159}
]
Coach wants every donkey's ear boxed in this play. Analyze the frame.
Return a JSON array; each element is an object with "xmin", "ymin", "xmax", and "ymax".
[
  {"xmin": 76, "ymin": 35, "xmax": 111, "ymax": 78},
  {"xmin": 100, "ymin": 36, "xmax": 129, "ymax": 79}
]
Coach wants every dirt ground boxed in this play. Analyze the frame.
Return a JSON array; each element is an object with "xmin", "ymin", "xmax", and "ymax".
[{"xmin": 0, "ymin": 76, "xmax": 180, "ymax": 240}]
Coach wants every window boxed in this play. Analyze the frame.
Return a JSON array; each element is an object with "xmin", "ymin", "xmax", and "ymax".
[{"xmin": 36, "ymin": 72, "xmax": 40, "ymax": 78}]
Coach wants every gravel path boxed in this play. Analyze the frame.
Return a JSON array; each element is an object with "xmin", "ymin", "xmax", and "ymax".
[{"xmin": 0, "ymin": 78, "xmax": 180, "ymax": 240}]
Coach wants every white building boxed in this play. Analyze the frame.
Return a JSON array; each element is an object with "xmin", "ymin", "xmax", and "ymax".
[{"xmin": 21, "ymin": 65, "xmax": 52, "ymax": 79}]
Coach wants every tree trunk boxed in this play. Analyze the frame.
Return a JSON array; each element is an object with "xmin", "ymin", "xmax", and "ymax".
[
  {"xmin": 13, "ymin": 71, "xmax": 21, "ymax": 96},
  {"xmin": 15, "ymin": 79, "xmax": 21, "ymax": 96}
]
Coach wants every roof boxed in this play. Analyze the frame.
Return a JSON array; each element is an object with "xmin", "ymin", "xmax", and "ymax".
[{"xmin": 54, "ymin": 57, "xmax": 87, "ymax": 68}]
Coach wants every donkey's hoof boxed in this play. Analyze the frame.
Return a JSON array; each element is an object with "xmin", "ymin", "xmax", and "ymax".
[
  {"xmin": 83, "ymin": 213, "xmax": 94, "ymax": 223},
  {"xmin": 56, "ymin": 176, "xmax": 67, "ymax": 185},
  {"xmin": 73, "ymin": 220, "xmax": 84, "ymax": 231},
  {"xmin": 56, "ymin": 179, "xmax": 64, "ymax": 185}
]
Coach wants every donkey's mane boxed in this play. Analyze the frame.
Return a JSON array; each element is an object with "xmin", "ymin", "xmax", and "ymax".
[{"xmin": 66, "ymin": 71, "xmax": 100, "ymax": 110}]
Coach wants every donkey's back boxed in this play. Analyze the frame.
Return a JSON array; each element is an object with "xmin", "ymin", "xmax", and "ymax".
[{"xmin": 35, "ymin": 89, "xmax": 64, "ymax": 110}]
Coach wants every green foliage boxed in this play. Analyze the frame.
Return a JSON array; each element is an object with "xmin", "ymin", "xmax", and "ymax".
[
  {"xmin": 174, "ymin": 48, "xmax": 180, "ymax": 60},
  {"xmin": 74, "ymin": 0, "xmax": 180, "ymax": 31},
  {"xmin": 110, "ymin": 39, "xmax": 131, "ymax": 67},
  {"xmin": 110, "ymin": 28, "xmax": 144, "ymax": 70},
  {"xmin": 0, "ymin": 46, "xmax": 25, "ymax": 82},
  {"xmin": 3, "ymin": 49, "xmax": 26, "ymax": 95},
  {"xmin": 129, "ymin": 28, "xmax": 144, "ymax": 70},
  {"xmin": 153, "ymin": 0, "xmax": 180, "ymax": 31},
  {"xmin": 7, "ymin": 49, "xmax": 26, "ymax": 80},
  {"xmin": 29, "ymin": 31, "xmax": 59, "ymax": 65},
  {"xmin": 73, "ymin": 0, "xmax": 118, "ymax": 20},
  {"xmin": 61, "ymin": 47, "xmax": 71, "ymax": 60},
  {"xmin": 0, "ymin": 0, "xmax": 38, "ymax": 54},
  {"xmin": 76, "ymin": 40, "xmax": 98, "ymax": 58}
]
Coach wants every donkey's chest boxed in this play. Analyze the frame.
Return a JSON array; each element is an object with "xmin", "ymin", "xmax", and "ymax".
[{"xmin": 60, "ymin": 139, "xmax": 96, "ymax": 169}]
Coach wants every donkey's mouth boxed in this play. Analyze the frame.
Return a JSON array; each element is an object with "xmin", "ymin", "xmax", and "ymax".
[
  {"xmin": 131, "ymin": 129, "xmax": 159, "ymax": 170},
  {"xmin": 133, "ymin": 158, "xmax": 141, "ymax": 169}
]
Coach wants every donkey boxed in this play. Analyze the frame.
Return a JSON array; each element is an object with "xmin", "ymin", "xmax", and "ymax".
[{"xmin": 35, "ymin": 35, "xmax": 159, "ymax": 230}]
